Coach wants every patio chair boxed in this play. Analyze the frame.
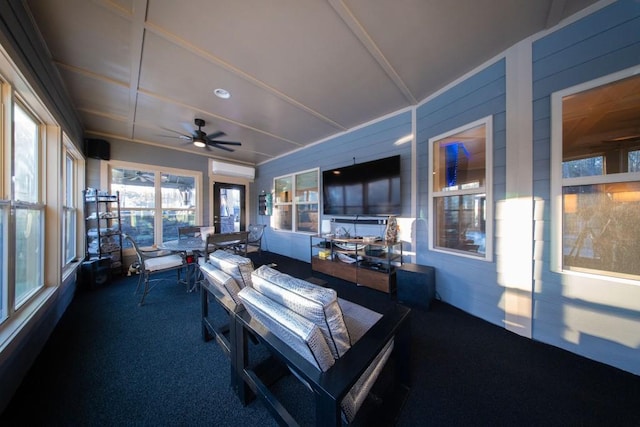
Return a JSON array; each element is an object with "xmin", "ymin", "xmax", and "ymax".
[
  {"xmin": 237, "ymin": 224, "xmax": 266, "ymax": 255},
  {"xmin": 123, "ymin": 233, "xmax": 187, "ymax": 305},
  {"xmin": 234, "ymin": 265, "xmax": 411, "ymax": 426}
]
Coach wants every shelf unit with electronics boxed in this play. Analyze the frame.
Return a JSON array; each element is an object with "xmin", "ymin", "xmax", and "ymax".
[
  {"xmin": 310, "ymin": 234, "xmax": 402, "ymax": 294},
  {"xmin": 84, "ymin": 188, "xmax": 124, "ymax": 275}
]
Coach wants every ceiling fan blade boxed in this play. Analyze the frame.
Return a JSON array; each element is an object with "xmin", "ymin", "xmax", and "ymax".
[
  {"xmin": 209, "ymin": 140, "xmax": 241, "ymax": 146},
  {"xmin": 158, "ymin": 134, "xmax": 193, "ymax": 143},
  {"xmin": 160, "ymin": 127, "xmax": 189, "ymax": 137},
  {"xmin": 206, "ymin": 131, "xmax": 225, "ymax": 140},
  {"xmin": 208, "ymin": 142, "xmax": 235, "ymax": 152},
  {"xmin": 180, "ymin": 121, "xmax": 195, "ymax": 134}
]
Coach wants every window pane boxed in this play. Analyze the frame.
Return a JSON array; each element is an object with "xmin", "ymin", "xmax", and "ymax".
[
  {"xmin": 433, "ymin": 123, "xmax": 486, "ymax": 192},
  {"xmin": 161, "ymin": 174, "xmax": 195, "ymax": 208},
  {"xmin": 295, "ymin": 171, "xmax": 318, "ymax": 202},
  {"xmin": 112, "ymin": 168, "xmax": 155, "ymax": 208},
  {"xmin": 562, "ymin": 156, "xmax": 604, "ymax": 178},
  {"xmin": 219, "ymin": 187, "xmax": 241, "ymax": 233},
  {"xmin": 562, "ymin": 75, "xmax": 640, "ymax": 175},
  {"xmin": 629, "ymin": 150, "xmax": 640, "ymax": 173},
  {"xmin": 434, "ymin": 194, "xmax": 486, "ymax": 255},
  {"xmin": 296, "ymin": 203, "xmax": 318, "ymax": 233},
  {"xmin": 15, "ymin": 207, "xmax": 43, "ymax": 304},
  {"xmin": 64, "ymin": 207, "xmax": 76, "ymax": 263},
  {"xmin": 65, "ymin": 154, "xmax": 74, "ymax": 206},
  {"xmin": 0, "ymin": 202, "xmax": 7, "ymax": 322},
  {"xmin": 562, "ymin": 183, "xmax": 640, "ymax": 279},
  {"xmin": 120, "ymin": 209, "xmax": 155, "ymax": 248},
  {"xmin": 275, "ymin": 176, "xmax": 292, "ymax": 203},
  {"xmin": 13, "ymin": 105, "xmax": 39, "ymax": 203},
  {"xmin": 162, "ymin": 210, "xmax": 196, "ymax": 241},
  {"xmin": 273, "ymin": 204, "xmax": 292, "ymax": 230}
]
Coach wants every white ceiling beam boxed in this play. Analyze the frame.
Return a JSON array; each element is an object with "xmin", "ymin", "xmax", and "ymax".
[{"xmin": 328, "ymin": 0, "xmax": 417, "ymax": 105}]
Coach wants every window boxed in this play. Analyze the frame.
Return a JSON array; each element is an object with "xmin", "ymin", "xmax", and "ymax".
[
  {"xmin": 552, "ymin": 69, "xmax": 640, "ymax": 281},
  {"xmin": 13, "ymin": 103, "xmax": 44, "ymax": 307},
  {"xmin": 0, "ymin": 49, "xmax": 82, "ymax": 351},
  {"xmin": 429, "ymin": 117, "xmax": 492, "ymax": 258},
  {"xmin": 62, "ymin": 138, "xmax": 83, "ymax": 267},
  {"xmin": 272, "ymin": 169, "xmax": 319, "ymax": 233},
  {"xmin": 110, "ymin": 163, "xmax": 199, "ymax": 247}
]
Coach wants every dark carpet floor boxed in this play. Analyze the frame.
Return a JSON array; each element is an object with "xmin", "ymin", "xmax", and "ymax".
[{"xmin": 1, "ymin": 251, "xmax": 639, "ymax": 426}]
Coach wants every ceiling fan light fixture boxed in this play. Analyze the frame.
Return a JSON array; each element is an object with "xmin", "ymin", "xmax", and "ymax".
[
  {"xmin": 193, "ymin": 138, "xmax": 206, "ymax": 148},
  {"xmin": 214, "ymin": 88, "xmax": 231, "ymax": 99}
]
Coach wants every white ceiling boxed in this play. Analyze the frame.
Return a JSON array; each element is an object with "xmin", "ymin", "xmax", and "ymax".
[{"xmin": 25, "ymin": 0, "xmax": 600, "ymax": 166}]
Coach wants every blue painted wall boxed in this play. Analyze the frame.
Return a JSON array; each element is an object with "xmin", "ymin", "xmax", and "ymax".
[
  {"xmin": 254, "ymin": 1, "xmax": 640, "ymax": 375},
  {"xmin": 253, "ymin": 111, "xmax": 413, "ymax": 261},
  {"xmin": 531, "ymin": 0, "xmax": 640, "ymax": 375},
  {"xmin": 415, "ymin": 59, "xmax": 507, "ymax": 326}
]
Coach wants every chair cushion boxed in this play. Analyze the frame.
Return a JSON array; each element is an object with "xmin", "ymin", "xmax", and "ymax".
[
  {"xmin": 341, "ymin": 339, "xmax": 394, "ymax": 422},
  {"xmin": 208, "ymin": 250, "xmax": 253, "ymax": 288},
  {"xmin": 144, "ymin": 254, "xmax": 184, "ymax": 272},
  {"xmin": 335, "ymin": 297, "xmax": 391, "ymax": 422},
  {"xmin": 237, "ymin": 287, "xmax": 335, "ymax": 372},
  {"xmin": 200, "ymin": 262, "xmax": 242, "ymax": 305},
  {"xmin": 251, "ymin": 265, "xmax": 351, "ymax": 359},
  {"xmin": 200, "ymin": 226, "xmax": 215, "ymax": 241},
  {"xmin": 338, "ymin": 298, "xmax": 383, "ymax": 343}
]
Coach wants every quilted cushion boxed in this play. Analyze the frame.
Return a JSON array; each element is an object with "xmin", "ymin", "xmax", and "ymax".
[
  {"xmin": 200, "ymin": 262, "xmax": 242, "ymax": 305},
  {"xmin": 341, "ymin": 339, "xmax": 394, "ymax": 422},
  {"xmin": 208, "ymin": 250, "xmax": 253, "ymax": 288},
  {"xmin": 251, "ymin": 265, "xmax": 351, "ymax": 359},
  {"xmin": 238, "ymin": 287, "xmax": 335, "ymax": 372}
]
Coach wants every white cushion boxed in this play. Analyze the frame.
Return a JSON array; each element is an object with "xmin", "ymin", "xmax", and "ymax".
[
  {"xmin": 238, "ymin": 287, "xmax": 335, "ymax": 372},
  {"xmin": 144, "ymin": 254, "xmax": 184, "ymax": 272},
  {"xmin": 200, "ymin": 226, "xmax": 215, "ymax": 241},
  {"xmin": 208, "ymin": 250, "xmax": 253, "ymax": 288},
  {"xmin": 251, "ymin": 265, "xmax": 351, "ymax": 359}
]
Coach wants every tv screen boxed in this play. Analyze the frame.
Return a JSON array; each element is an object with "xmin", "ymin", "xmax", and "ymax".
[{"xmin": 323, "ymin": 155, "xmax": 401, "ymax": 215}]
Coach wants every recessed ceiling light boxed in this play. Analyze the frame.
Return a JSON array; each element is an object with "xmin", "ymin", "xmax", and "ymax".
[{"xmin": 214, "ymin": 88, "xmax": 231, "ymax": 99}]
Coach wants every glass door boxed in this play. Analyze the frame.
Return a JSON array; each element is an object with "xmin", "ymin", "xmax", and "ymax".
[{"xmin": 213, "ymin": 182, "xmax": 245, "ymax": 233}]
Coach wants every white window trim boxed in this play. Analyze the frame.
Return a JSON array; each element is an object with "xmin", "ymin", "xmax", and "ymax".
[
  {"xmin": 550, "ymin": 65, "xmax": 640, "ymax": 284},
  {"xmin": 272, "ymin": 167, "xmax": 319, "ymax": 234},
  {"xmin": 428, "ymin": 116, "xmax": 494, "ymax": 261}
]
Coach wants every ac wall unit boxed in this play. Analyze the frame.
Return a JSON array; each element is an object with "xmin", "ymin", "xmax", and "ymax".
[{"xmin": 211, "ymin": 160, "xmax": 255, "ymax": 180}]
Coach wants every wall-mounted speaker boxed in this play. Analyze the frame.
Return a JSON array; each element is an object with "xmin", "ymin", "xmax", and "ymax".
[{"xmin": 85, "ymin": 138, "xmax": 111, "ymax": 160}]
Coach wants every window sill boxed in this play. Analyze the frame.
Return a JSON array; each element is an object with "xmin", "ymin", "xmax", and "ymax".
[
  {"xmin": 62, "ymin": 259, "xmax": 82, "ymax": 283},
  {"xmin": 0, "ymin": 286, "xmax": 57, "ymax": 359}
]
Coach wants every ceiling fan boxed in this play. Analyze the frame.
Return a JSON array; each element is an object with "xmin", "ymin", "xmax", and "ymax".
[
  {"xmin": 162, "ymin": 118, "xmax": 241, "ymax": 152},
  {"xmin": 128, "ymin": 171, "xmax": 154, "ymax": 183}
]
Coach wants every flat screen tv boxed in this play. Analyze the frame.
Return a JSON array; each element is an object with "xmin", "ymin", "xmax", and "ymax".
[{"xmin": 322, "ymin": 155, "xmax": 401, "ymax": 215}]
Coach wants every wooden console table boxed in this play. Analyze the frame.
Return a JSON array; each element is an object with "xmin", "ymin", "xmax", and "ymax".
[{"xmin": 310, "ymin": 235, "xmax": 402, "ymax": 293}]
